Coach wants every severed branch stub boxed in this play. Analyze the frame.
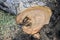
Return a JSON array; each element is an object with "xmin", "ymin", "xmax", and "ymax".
[{"xmin": 16, "ymin": 6, "xmax": 52, "ymax": 39}]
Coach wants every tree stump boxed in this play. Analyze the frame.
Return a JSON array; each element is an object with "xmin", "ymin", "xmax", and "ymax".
[{"xmin": 16, "ymin": 6, "xmax": 52, "ymax": 39}]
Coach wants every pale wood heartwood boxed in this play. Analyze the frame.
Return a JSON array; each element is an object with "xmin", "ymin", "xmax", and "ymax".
[{"xmin": 16, "ymin": 6, "xmax": 52, "ymax": 35}]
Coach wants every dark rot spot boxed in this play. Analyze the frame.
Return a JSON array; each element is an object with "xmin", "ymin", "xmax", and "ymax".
[
  {"xmin": 19, "ymin": 16, "xmax": 32, "ymax": 27},
  {"xmin": 23, "ymin": 16, "xmax": 30, "ymax": 23}
]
